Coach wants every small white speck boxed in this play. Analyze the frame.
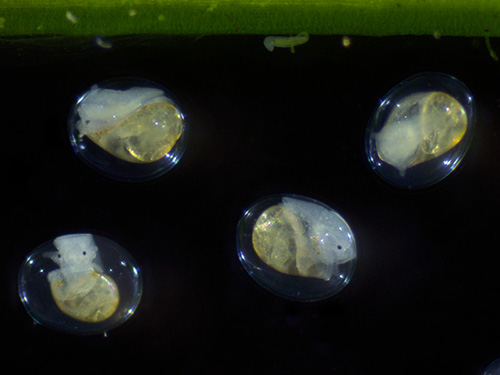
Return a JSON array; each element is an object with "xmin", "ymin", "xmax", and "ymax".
[{"xmin": 128, "ymin": 9, "xmax": 137, "ymax": 17}]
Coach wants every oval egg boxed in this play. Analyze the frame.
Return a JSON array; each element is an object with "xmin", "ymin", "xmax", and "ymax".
[
  {"xmin": 365, "ymin": 72, "xmax": 475, "ymax": 189},
  {"xmin": 237, "ymin": 194, "xmax": 356, "ymax": 301},
  {"xmin": 68, "ymin": 77, "xmax": 188, "ymax": 182}
]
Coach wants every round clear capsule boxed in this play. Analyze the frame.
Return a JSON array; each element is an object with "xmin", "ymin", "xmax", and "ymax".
[
  {"xmin": 237, "ymin": 194, "xmax": 357, "ymax": 301},
  {"xmin": 365, "ymin": 72, "xmax": 475, "ymax": 189},
  {"xmin": 68, "ymin": 77, "xmax": 187, "ymax": 182},
  {"xmin": 18, "ymin": 233, "xmax": 142, "ymax": 335},
  {"xmin": 484, "ymin": 358, "xmax": 500, "ymax": 375}
]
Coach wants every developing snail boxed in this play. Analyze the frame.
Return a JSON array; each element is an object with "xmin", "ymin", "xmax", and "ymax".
[
  {"xmin": 68, "ymin": 77, "xmax": 187, "ymax": 181},
  {"xmin": 365, "ymin": 72, "xmax": 475, "ymax": 189},
  {"xmin": 19, "ymin": 233, "xmax": 142, "ymax": 334},
  {"xmin": 237, "ymin": 194, "xmax": 356, "ymax": 301}
]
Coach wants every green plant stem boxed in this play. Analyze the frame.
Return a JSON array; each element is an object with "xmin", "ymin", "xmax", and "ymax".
[{"xmin": 0, "ymin": 0, "xmax": 499, "ymax": 37}]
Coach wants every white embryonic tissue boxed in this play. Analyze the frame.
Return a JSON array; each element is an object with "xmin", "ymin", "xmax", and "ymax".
[
  {"xmin": 73, "ymin": 83, "xmax": 185, "ymax": 165},
  {"xmin": 76, "ymin": 86, "xmax": 168, "ymax": 135},
  {"xmin": 45, "ymin": 234, "xmax": 119, "ymax": 323},
  {"xmin": 375, "ymin": 118, "xmax": 423, "ymax": 176},
  {"xmin": 281, "ymin": 197, "xmax": 356, "ymax": 281},
  {"xmin": 46, "ymin": 234, "xmax": 102, "ymax": 281},
  {"xmin": 374, "ymin": 91, "xmax": 468, "ymax": 177},
  {"xmin": 242, "ymin": 194, "xmax": 357, "ymax": 301}
]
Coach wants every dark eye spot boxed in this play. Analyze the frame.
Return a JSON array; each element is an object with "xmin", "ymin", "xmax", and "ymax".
[
  {"xmin": 337, "ymin": 245, "xmax": 342, "ymax": 250},
  {"xmin": 82, "ymin": 251, "xmax": 87, "ymax": 256},
  {"xmin": 57, "ymin": 254, "xmax": 61, "ymax": 258}
]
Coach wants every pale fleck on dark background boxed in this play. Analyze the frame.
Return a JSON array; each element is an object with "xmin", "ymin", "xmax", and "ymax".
[{"xmin": 3, "ymin": 35, "xmax": 500, "ymax": 375}]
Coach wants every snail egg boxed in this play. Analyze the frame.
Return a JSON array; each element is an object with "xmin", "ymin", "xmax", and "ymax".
[
  {"xmin": 365, "ymin": 72, "xmax": 475, "ymax": 189},
  {"xmin": 18, "ymin": 233, "xmax": 142, "ymax": 335},
  {"xmin": 68, "ymin": 77, "xmax": 187, "ymax": 181},
  {"xmin": 237, "ymin": 194, "xmax": 356, "ymax": 302}
]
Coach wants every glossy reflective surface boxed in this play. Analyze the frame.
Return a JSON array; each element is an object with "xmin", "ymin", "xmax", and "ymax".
[
  {"xmin": 19, "ymin": 233, "xmax": 142, "ymax": 335},
  {"xmin": 237, "ymin": 194, "xmax": 356, "ymax": 301},
  {"xmin": 365, "ymin": 72, "xmax": 475, "ymax": 189},
  {"xmin": 68, "ymin": 77, "xmax": 187, "ymax": 182}
]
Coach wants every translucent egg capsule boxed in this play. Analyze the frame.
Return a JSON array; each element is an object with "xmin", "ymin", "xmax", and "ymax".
[
  {"xmin": 68, "ymin": 78, "xmax": 187, "ymax": 181},
  {"xmin": 237, "ymin": 194, "xmax": 356, "ymax": 301},
  {"xmin": 484, "ymin": 358, "xmax": 500, "ymax": 375},
  {"xmin": 18, "ymin": 233, "xmax": 142, "ymax": 335},
  {"xmin": 365, "ymin": 72, "xmax": 475, "ymax": 189}
]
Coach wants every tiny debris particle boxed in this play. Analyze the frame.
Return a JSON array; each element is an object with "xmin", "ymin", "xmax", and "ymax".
[
  {"xmin": 128, "ymin": 9, "xmax": 137, "ymax": 17},
  {"xmin": 95, "ymin": 36, "xmax": 113, "ymax": 49},
  {"xmin": 263, "ymin": 32, "xmax": 309, "ymax": 53},
  {"xmin": 433, "ymin": 30, "xmax": 441, "ymax": 40},
  {"xmin": 485, "ymin": 35, "xmax": 499, "ymax": 62},
  {"xmin": 342, "ymin": 35, "xmax": 351, "ymax": 47},
  {"xmin": 65, "ymin": 10, "xmax": 78, "ymax": 24}
]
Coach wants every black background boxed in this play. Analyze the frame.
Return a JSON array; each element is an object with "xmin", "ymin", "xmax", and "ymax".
[{"xmin": 3, "ymin": 34, "xmax": 500, "ymax": 374}]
